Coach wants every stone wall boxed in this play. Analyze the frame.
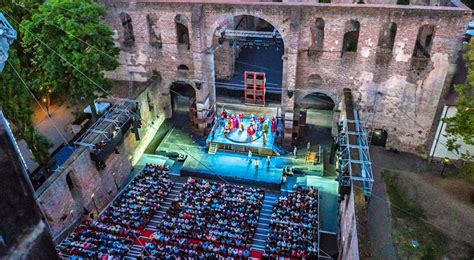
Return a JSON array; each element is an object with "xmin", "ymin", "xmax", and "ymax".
[
  {"xmin": 102, "ymin": 0, "xmax": 470, "ymax": 154},
  {"xmin": 338, "ymin": 188, "xmax": 359, "ymax": 260},
  {"xmin": 35, "ymin": 86, "xmax": 162, "ymax": 239}
]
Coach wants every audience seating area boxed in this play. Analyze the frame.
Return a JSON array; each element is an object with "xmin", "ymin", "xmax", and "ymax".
[
  {"xmin": 142, "ymin": 177, "xmax": 264, "ymax": 258},
  {"xmin": 57, "ymin": 163, "xmax": 173, "ymax": 258},
  {"xmin": 263, "ymin": 188, "xmax": 320, "ymax": 258}
]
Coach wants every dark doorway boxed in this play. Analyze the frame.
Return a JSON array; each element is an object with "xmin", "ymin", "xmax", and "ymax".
[
  {"xmin": 370, "ymin": 129, "xmax": 388, "ymax": 147},
  {"xmin": 169, "ymin": 82, "xmax": 196, "ymax": 133},
  {"xmin": 295, "ymin": 93, "xmax": 335, "ymax": 150}
]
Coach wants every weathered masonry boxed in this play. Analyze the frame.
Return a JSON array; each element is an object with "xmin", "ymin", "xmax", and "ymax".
[{"xmin": 102, "ymin": 0, "xmax": 471, "ymax": 154}]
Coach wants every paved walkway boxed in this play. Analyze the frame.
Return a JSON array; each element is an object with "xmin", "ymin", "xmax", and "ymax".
[{"xmin": 33, "ymin": 101, "xmax": 75, "ymax": 152}]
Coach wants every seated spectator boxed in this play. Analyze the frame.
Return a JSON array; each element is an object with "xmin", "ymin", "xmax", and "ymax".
[
  {"xmin": 264, "ymin": 187, "xmax": 319, "ymax": 258},
  {"xmin": 57, "ymin": 164, "xmax": 173, "ymax": 258},
  {"xmin": 142, "ymin": 177, "xmax": 264, "ymax": 258}
]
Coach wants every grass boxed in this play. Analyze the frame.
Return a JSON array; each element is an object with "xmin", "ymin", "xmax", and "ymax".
[{"xmin": 382, "ymin": 171, "xmax": 450, "ymax": 259}]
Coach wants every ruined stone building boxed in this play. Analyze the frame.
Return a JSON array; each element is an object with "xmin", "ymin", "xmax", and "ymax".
[{"xmin": 103, "ymin": 0, "xmax": 471, "ymax": 154}]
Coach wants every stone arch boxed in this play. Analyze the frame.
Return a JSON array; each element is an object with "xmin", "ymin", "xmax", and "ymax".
[
  {"xmin": 175, "ymin": 14, "xmax": 190, "ymax": 50},
  {"xmin": 377, "ymin": 22, "xmax": 397, "ymax": 54},
  {"xmin": 311, "ymin": 18, "xmax": 325, "ymax": 51},
  {"xmin": 119, "ymin": 12, "xmax": 135, "ymax": 47},
  {"xmin": 342, "ymin": 20, "xmax": 360, "ymax": 53},
  {"xmin": 146, "ymin": 14, "xmax": 162, "ymax": 48},
  {"xmin": 177, "ymin": 64, "xmax": 190, "ymax": 71},
  {"xmin": 413, "ymin": 24, "xmax": 435, "ymax": 58},
  {"xmin": 206, "ymin": 11, "xmax": 288, "ymax": 51}
]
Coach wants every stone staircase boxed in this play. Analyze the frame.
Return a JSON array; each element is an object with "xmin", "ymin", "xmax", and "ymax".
[
  {"xmin": 125, "ymin": 181, "xmax": 185, "ymax": 259},
  {"xmin": 251, "ymin": 193, "xmax": 278, "ymax": 252},
  {"xmin": 208, "ymin": 142, "xmax": 218, "ymax": 155}
]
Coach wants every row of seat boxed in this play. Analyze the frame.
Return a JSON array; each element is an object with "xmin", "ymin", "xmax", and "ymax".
[{"xmin": 57, "ymin": 164, "xmax": 173, "ymax": 258}]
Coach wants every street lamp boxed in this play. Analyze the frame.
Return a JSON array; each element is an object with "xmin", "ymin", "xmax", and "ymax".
[
  {"xmin": 440, "ymin": 157, "xmax": 450, "ymax": 177},
  {"xmin": 42, "ymin": 92, "xmax": 51, "ymax": 117},
  {"xmin": 91, "ymin": 193, "xmax": 99, "ymax": 215},
  {"xmin": 112, "ymin": 172, "xmax": 119, "ymax": 190}
]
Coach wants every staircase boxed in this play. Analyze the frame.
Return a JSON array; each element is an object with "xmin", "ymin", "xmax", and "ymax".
[
  {"xmin": 251, "ymin": 193, "xmax": 278, "ymax": 252},
  {"xmin": 125, "ymin": 181, "xmax": 185, "ymax": 259},
  {"xmin": 208, "ymin": 142, "xmax": 218, "ymax": 155}
]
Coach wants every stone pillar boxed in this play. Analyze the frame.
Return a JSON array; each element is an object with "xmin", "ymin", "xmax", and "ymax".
[
  {"xmin": 190, "ymin": 5, "xmax": 215, "ymax": 135},
  {"xmin": 282, "ymin": 7, "xmax": 301, "ymax": 147}
]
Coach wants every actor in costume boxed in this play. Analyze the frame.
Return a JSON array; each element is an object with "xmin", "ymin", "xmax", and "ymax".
[
  {"xmin": 232, "ymin": 115, "xmax": 238, "ymax": 130},
  {"xmin": 271, "ymin": 117, "xmax": 277, "ymax": 133},
  {"xmin": 262, "ymin": 119, "xmax": 269, "ymax": 133}
]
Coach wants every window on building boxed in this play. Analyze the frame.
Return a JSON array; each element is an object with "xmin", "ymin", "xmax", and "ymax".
[
  {"xmin": 177, "ymin": 64, "xmax": 190, "ymax": 71},
  {"xmin": 119, "ymin": 12, "xmax": 135, "ymax": 47},
  {"xmin": 175, "ymin": 15, "xmax": 190, "ymax": 50},
  {"xmin": 377, "ymin": 22, "xmax": 397, "ymax": 54},
  {"xmin": 342, "ymin": 20, "xmax": 360, "ymax": 53},
  {"xmin": 413, "ymin": 24, "xmax": 435, "ymax": 58},
  {"xmin": 397, "ymin": 0, "xmax": 410, "ymax": 4},
  {"xmin": 66, "ymin": 172, "xmax": 75, "ymax": 191},
  {"xmin": 147, "ymin": 14, "xmax": 162, "ymax": 48},
  {"xmin": 313, "ymin": 18, "xmax": 325, "ymax": 51}
]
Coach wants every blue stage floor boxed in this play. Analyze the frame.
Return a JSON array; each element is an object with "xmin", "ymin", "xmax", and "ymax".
[{"xmin": 181, "ymin": 150, "xmax": 283, "ymax": 186}]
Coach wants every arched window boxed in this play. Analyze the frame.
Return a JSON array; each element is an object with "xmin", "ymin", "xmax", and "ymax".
[
  {"xmin": 377, "ymin": 22, "xmax": 397, "ymax": 54},
  {"xmin": 313, "ymin": 18, "xmax": 325, "ymax": 51},
  {"xmin": 342, "ymin": 20, "xmax": 360, "ymax": 53},
  {"xmin": 147, "ymin": 14, "xmax": 162, "ymax": 48},
  {"xmin": 119, "ymin": 12, "xmax": 135, "ymax": 47},
  {"xmin": 413, "ymin": 25, "xmax": 435, "ymax": 58},
  {"xmin": 177, "ymin": 64, "xmax": 189, "ymax": 71},
  {"xmin": 175, "ymin": 15, "xmax": 190, "ymax": 50},
  {"xmin": 308, "ymin": 74, "xmax": 323, "ymax": 87},
  {"xmin": 66, "ymin": 172, "xmax": 75, "ymax": 191}
]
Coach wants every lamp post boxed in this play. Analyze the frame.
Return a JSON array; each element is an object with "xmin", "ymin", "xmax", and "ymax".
[
  {"xmin": 440, "ymin": 157, "xmax": 449, "ymax": 178},
  {"xmin": 112, "ymin": 172, "xmax": 119, "ymax": 190},
  {"xmin": 42, "ymin": 96, "xmax": 51, "ymax": 117},
  {"xmin": 91, "ymin": 193, "xmax": 99, "ymax": 215}
]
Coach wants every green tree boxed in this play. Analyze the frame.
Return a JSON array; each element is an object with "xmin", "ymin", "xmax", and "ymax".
[
  {"xmin": 0, "ymin": 1, "xmax": 53, "ymax": 169},
  {"xmin": 21, "ymin": 0, "xmax": 119, "ymax": 122},
  {"xmin": 444, "ymin": 39, "xmax": 474, "ymax": 178},
  {"xmin": 461, "ymin": 0, "xmax": 473, "ymax": 9}
]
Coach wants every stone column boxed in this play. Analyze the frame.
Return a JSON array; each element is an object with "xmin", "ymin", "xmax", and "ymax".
[
  {"xmin": 281, "ymin": 7, "xmax": 301, "ymax": 147},
  {"xmin": 189, "ymin": 5, "xmax": 214, "ymax": 135}
]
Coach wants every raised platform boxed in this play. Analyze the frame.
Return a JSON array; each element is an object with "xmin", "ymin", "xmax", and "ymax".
[
  {"xmin": 206, "ymin": 117, "xmax": 278, "ymax": 156},
  {"xmin": 180, "ymin": 151, "xmax": 285, "ymax": 190}
]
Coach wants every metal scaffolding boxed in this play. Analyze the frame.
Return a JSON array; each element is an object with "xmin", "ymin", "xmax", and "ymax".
[
  {"xmin": 74, "ymin": 99, "xmax": 136, "ymax": 148},
  {"xmin": 336, "ymin": 109, "xmax": 374, "ymax": 197},
  {"xmin": 223, "ymin": 29, "xmax": 282, "ymax": 39}
]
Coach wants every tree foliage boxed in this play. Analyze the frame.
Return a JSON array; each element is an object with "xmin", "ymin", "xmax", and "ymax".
[
  {"xmin": 21, "ymin": 0, "xmax": 119, "ymax": 109},
  {"xmin": 444, "ymin": 39, "xmax": 474, "ymax": 177},
  {"xmin": 461, "ymin": 0, "xmax": 474, "ymax": 9},
  {"xmin": 0, "ymin": 0, "xmax": 53, "ymax": 168}
]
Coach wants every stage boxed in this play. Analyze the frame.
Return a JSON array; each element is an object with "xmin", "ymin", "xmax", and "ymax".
[
  {"xmin": 206, "ymin": 117, "xmax": 279, "ymax": 156},
  {"xmin": 180, "ymin": 151, "xmax": 287, "ymax": 190}
]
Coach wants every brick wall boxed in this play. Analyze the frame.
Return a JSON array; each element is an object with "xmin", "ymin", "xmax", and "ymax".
[{"xmin": 102, "ymin": 1, "xmax": 470, "ymax": 154}]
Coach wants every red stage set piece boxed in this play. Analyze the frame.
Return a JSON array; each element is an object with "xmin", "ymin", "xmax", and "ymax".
[{"xmin": 244, "ymin": 71, "xmax": 266, "ymax": 106}]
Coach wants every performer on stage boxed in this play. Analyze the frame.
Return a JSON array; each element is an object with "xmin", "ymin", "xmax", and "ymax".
[
  {"xmin": 271, "ymin": 117, "xmax": 277, "ymax": 133},
  {"xmin": 224, "ymin": 122, "xmax": 230, "ymax": 135},
  {"xmin": 247, "ymin": 125, "xmax": 255, "ymax": 140},
  {"xmin": 262, "ymin": 119, "xmax": 269, "ymax": 133},
  {"xmin": 232, "ymin": 114, "xmax": 238, "ymax": 130},
  {"xmin": 214, "ymin": 116, "xmax": 218, "ymax": 129},
  {"xmin": 239, "ymin": 113, "xmax": 244, "ymax": 122},
  {"xmin": 228, "ymin": 117, "xmax": 234, "ymax": 130},
  {"xmin": 239, "ymin": 121, "xmax": 244, "ymax": 132}
]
